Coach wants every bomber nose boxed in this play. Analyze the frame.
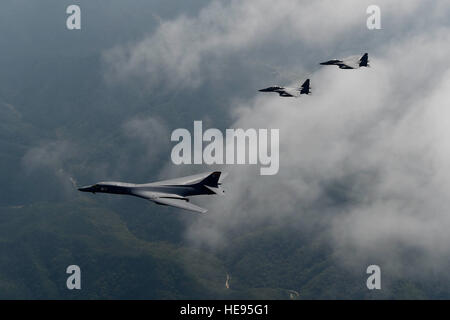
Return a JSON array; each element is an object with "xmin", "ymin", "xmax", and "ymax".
[{"xmin": 78, "ymin": 185, "xmax": 93, "ymax": 192}]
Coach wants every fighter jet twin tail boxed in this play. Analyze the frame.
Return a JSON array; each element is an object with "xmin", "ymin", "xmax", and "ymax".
[
  {"xmin": 258, "ymin": 53, "xmax": 369, "ymax": 98},
  {"xmin": 79, "ymin": 53, "xmax": 370, "ymax": 213}
]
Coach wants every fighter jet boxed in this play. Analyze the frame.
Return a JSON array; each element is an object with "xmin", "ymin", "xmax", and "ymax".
[
  {"xmin": 320, "ymin": 53, "xmax": 369, "ymax": 69},
  {"xmin": 259, "ymin": 79, "xmax": 311, "ymax": 97},
  {"xmin": 78, "ymin": 171, "xmax": 226, "ymax": 214}
]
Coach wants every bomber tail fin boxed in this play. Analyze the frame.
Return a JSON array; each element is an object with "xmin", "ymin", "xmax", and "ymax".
[{"xmin": 200, "ymin": 171, "xmax": 227, "ymax": 195}]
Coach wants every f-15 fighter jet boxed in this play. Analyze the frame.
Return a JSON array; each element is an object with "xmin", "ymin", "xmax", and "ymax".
[
  {"xmin": 259, "ymin": 79, "xmax": 311, "ymax": 97},
  {"xmin": 78, "ymin": 171, "xmax": 226, "ymax": 213},
  {"xmin": 320, "ymin": 53, "xmax": 369, "ymax": 69}
]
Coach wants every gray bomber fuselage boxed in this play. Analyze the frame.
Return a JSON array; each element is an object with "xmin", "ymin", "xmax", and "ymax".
[
  {"xmin": 78, "ymin": 181, "xmax": 214, "ymax": 199},
  {"xmin": 77, "ymin": 171, "xmax": 225, "ymax": 213}
]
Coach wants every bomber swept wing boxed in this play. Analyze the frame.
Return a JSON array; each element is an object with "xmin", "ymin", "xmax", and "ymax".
[
  {"xmin": 153, "ymin": 197, "xmax": 208, "ymax": 214},
  {"xmin": 130, "ymin": 190, "xmax": 209, "ymax": 213}
]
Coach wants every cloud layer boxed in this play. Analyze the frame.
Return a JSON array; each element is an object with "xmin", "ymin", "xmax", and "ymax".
[
  {"xmin": 104, "ymin": 0, "xmax": 426, "ymax": 89},
  {"xmin": 103, "ymin": 0, "xmax": 450, "ymax": 276}
]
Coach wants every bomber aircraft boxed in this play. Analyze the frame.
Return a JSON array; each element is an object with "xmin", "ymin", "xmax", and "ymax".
[{"xmin": 78, "ymin": 171, "xmax": 226, "ymax": 213}]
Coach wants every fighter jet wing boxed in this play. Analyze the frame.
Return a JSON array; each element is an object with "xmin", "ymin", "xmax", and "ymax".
[
  {"xmin": 152, "ymin": 197, "xmax": 208, "ymax": 214},
  {"xmin": 282, "ymin": 88, "xmax": 299, "ymax": 97},
  {"xmin": 340, "ymin": 56, "xmax": 360, "ymax": 69}
]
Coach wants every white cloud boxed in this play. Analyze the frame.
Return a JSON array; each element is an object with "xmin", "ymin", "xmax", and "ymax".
[
  {"xmin": 104, "ymin": 0, "xmax": 450, "ymax": 275},
  {"xmin": 22, "ymin": 140, "xmax": 73, "ymax": 170},
  {"xmin": 185, "ymin": 23, "xmax": 450, "ymax": 275},
  {"xmin": 104, "ymin": 0, "xmax": 424, "ymax": 89},
  {"xmin": 22, "ymin": 140, "xmax": 77, "ymax": 190},
  {"xmin": 122, "ymin": 116, "xmax": 170, "ymax": 161}
]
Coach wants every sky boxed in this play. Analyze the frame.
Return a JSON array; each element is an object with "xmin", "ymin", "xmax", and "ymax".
[
  {"xmin": 4, "ymin": 0, "xmax": 450, "ymax": 283},
  {"xmin": 101, "ymin": 0, "xmax": 450, "ymax": 278}
]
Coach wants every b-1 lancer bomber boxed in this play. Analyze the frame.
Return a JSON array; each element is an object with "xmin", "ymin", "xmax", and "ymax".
[
  {"xmin": 259, "ymin": 79, "xmax": 311, "ymax": 97},
  {"xmin": 320, "ymin": 53, "xmax": 369, "ymax": 69},
  {"xmin": 78, "ymin": 171, "xmax": 227, "ymax": 214}
]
